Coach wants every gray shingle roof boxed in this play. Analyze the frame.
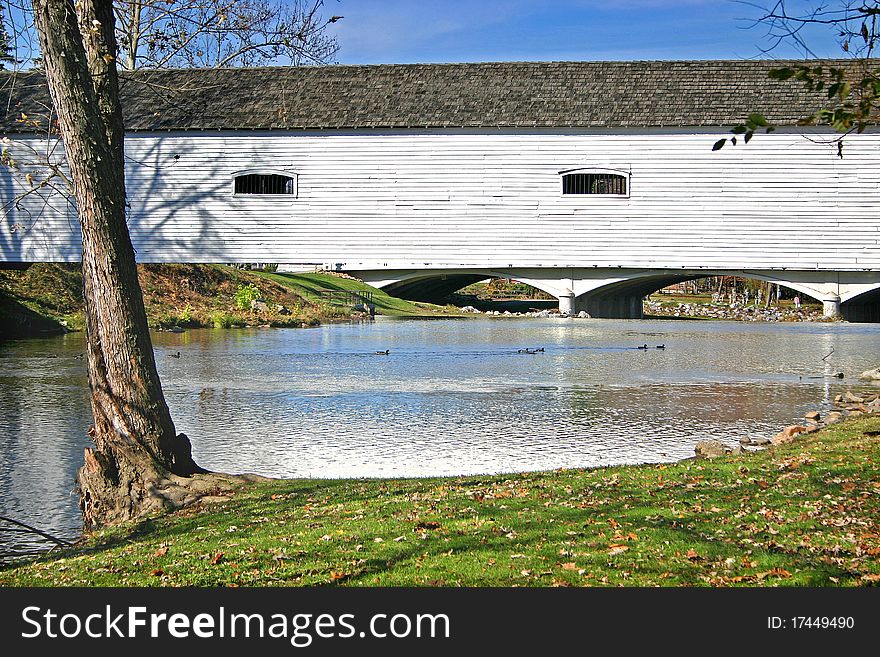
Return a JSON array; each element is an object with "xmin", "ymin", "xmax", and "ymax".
[{"xmin": 0, "ymin": 60, "xmax": 864, "ymax": 132}]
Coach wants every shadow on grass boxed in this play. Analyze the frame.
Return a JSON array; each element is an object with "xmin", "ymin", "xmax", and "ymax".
[{"xmin": 265, "ymin": 273, "xmax": 433, "ymax": 316}]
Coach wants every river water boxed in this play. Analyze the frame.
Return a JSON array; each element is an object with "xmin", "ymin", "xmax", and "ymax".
[{"xmin": 2, "ymin": 317, "xmax": 879, "ymax": 555}]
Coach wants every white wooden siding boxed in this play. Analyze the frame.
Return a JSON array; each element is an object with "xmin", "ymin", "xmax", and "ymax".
[{"xmin": 2, "ymin": 127, "xmax": 879, "ymax": 270}]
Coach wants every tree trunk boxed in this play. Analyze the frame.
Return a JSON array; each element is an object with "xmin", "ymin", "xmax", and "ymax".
[{"xmin": 31, "ymin": 0, "xmax": 238, "ymax": 528}]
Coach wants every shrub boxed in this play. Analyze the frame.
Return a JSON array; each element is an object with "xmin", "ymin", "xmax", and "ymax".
[
  {"xmin": 234, "ymin": 283, "xmax": 262, "ymax": 310},
  {"xmin": 209, "ymin": 312, "xmax": 235, "ymax": 329}
]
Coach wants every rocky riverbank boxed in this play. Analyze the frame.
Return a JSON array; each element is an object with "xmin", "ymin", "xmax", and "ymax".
[
  {"xmin": 459, "ymin": 305, "xmax": 591, "ymax": 318},
  {"xmin": 457, "ymin": 300, "xmax": 831, "ymax": 322},
  {"xmin": 645, "ymin": 299, "xmax": 828, "ymax": 322},
  {"xmin": 694, "ymin": 388, "xmax": 880, "ymax": 459}
]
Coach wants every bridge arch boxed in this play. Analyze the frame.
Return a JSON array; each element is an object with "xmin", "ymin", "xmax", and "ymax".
[
  {"xmin": 840, "ymin": 284, "xmax": 880, "ymax": 323},
  {"xmin": 573, "ymin": 272, "xmax": 837, "ymax": 319},
  {"xmin": 377, "ymin": 270, "xmax": 565, "ymax": 304}
]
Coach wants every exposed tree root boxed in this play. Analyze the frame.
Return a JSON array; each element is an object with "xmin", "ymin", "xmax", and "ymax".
[{"xmin": 78, "ymin": 432, "xmax": 270, "ymax": 529}]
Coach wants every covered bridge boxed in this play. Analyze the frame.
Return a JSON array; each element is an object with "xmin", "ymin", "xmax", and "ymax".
[{"xmin": 1, "ymin": 60, "xmax": 879, "ymax": 319}]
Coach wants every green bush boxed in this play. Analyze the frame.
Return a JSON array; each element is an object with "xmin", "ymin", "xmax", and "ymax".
[
  {"xmin": 234, "ymin": 283, "xmax": 262, "ymax": 310},
  {"xmin": 209, "ymin": 312, "xmax": 235, "ymax": 329}
]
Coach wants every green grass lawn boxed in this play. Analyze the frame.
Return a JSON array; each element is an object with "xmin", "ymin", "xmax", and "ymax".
[
  {"xmin": 256, "ymin": 271, "xmax": 464, "ymax": 317},
  {"xmin": 2, "ymin": 415, "xmax": 879, "ymax": 587}
]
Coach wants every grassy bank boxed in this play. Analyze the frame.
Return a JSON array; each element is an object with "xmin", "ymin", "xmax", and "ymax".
[
  {"xmin": 0, "ymin": 264, "xmax": 455, "ymax": 339},
  {"xmin": 256, "ymin": 270, "xmax": 463, "ymax": 317},
  {"xmin": 2, "ymin": 415, "xmax": 878, "ymax": 587}
]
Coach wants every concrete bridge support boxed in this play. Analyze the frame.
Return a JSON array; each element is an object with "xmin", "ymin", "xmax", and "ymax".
[
  {"xmin": 821, "ymin": 294, "xmax": 841, "ymax": 319},
  {"xmin": 558, "ymin": 290, "xmax": 575, "ymax": 315}
]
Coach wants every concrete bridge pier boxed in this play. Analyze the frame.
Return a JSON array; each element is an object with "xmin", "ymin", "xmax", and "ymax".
[
  {"xmin": 558, "ymin": 289, "xmax": 575, "ymax": 315},
  {"xmin": 821, "ymin": 293, "xmax": 841, "ymax": 318}
]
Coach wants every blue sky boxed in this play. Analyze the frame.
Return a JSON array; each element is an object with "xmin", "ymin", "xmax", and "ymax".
[{"xmin": 329, "ymin": 0, "xmax": 845, "ymax": 64}]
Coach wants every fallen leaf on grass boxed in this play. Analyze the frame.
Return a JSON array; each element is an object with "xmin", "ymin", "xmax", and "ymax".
[
  {"xmin": 210, "ymin": 552, "xmax": 224, "ymax": 565},
  {"xmin": 755, "ymin": 568, "xmax": 791, "ymax": 580},
  {"xmin": 561, "ymin": 562, "xmax": 579, "ymax": 570},
  {"xmin": 415, "ymin": 521, "xmax": 441, "ymax": 531},
  {"xmin": 329, "ymin": 571, "xmax": 350, "ymax": 582},
  {"xmin": 153, "ymin": 547, "xmax": 168, "ymax": 557},
  {"xmin": 685, "ymin": 550, "xmax": 700, "ymax": 560},
  {"xmin": 150, "ymin": 569, "xmax": 164, "ymax": 577},
  {"xmin": 608, "ymin": 545, "xmax": 629, "ymax": 556},
  {"xmin": 861, "ymin": 574, "xmax": 880, "ymax": 583}
]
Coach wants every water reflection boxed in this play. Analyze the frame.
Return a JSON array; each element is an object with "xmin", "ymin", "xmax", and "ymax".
[
  {"xmin": 2, "ymin": 318, "xmax": 879, "ymax": 552},
  {"xmin": 0, "ymin": 334, "xmax": 91, "ymax": 558}
]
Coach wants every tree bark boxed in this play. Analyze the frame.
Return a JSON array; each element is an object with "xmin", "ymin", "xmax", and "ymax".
[{"xmin": 31, "ymin": 0, "xmax": 223, "ymax": 529}]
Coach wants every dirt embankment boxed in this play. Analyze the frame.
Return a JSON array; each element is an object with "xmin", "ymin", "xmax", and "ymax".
[{"xmin": 0, "ymin": 263, "xmax": 341, "ymax": 339}]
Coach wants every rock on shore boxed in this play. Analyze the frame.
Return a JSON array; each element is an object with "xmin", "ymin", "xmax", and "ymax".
[
  {"xmin": 645, "ymin": 300, "xmax": 826, "ymax": 322},
  {"xmin": 859, "ymin": 367, "xmax": 880, "ymax": 381},
  {"xmin": 695, "ymin": 389, "xmax": 880, "ymax": 458}
]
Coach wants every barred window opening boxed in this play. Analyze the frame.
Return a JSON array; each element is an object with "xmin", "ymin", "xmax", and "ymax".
[
  {"xmin": 562, "ymin": 173, "xmax": 627, "ymax": 196},
  {"xmin": 234, "ymin": 174, "xmax": 296, "ymax": 195}
]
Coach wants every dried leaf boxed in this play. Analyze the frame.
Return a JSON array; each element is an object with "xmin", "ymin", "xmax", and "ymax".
[
  {"xmin": 150, "ymin": 569, "xmax": 164, "ymax": 577},
  {"xmin": 685, "ymin": 549, "xmax": 700, "ymax": 560},
  {"xmin": 153, "ymin": 547, "xmax": 168, "ymax": 557},
  {"xmin": 415, "ymin": 521, "xmax": 441, "ymax": 531},
  {"xmin": 210, "ymin": 552, "xmax": 224, "ymax": 565},
  {"xmin": 755, "ymin": 568, "xmax": 791, "ymax": 580},
  {"xmin": 561, "ymin": 562, "xmax": 579, "ymax": 570}
]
